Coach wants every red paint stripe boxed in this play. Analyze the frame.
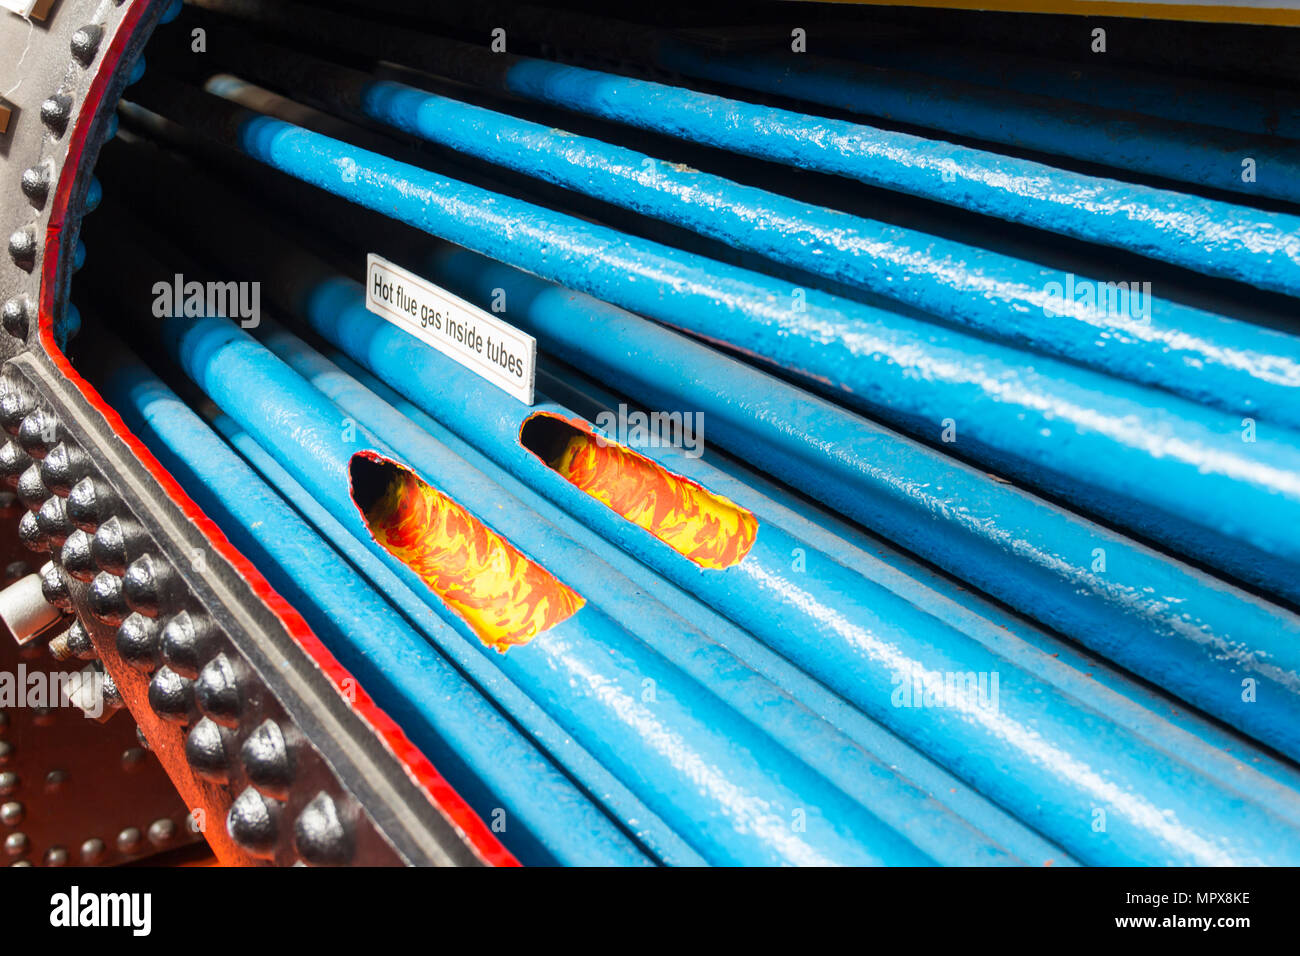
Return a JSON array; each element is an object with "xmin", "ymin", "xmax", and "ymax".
[{"xmin": 36, "ymin": 2, "xmax": 517, "ymax": 868}]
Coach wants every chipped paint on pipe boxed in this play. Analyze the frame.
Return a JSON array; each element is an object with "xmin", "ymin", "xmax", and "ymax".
[
  {"xmin": 269, "ymin": 275, "xmax": 1300, "ymax": 866},
  {"xmin": 159, "ymin": 314, "xmax": 938, "ymax": 867},
  {"xmin": 135, "ymin": 89, "xmax": 1300, "ymax": 601},
  {"xmin": 204, "ymin": 55, "xmax": 1300, "ymax": 424},
  {"xmin": 100, "ymin": 354, "xmax": 649, "ymax": 867}
]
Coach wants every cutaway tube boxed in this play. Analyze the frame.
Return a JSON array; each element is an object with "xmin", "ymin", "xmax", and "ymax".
[
  {"xmin": 368, "ymin": 243, "xmax": 1300, "ymax": 767},
  {"xmin": 98, "ymin": 350, "xmax": 646, "ymax": 867},
  {"xmin": 157, "ymin": 313, "xmax": 938, "ymax": 866},
  {"xmin": 124, "ymin": 81, "xmax": 1300, "ymax": 603},
  {"xmin": 261, "ymin": 288, "xmax": 1300, "ymax": 865}
]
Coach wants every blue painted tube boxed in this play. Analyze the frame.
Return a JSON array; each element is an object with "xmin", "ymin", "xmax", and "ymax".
[
  {"xmin": 221, "ymin": 51, "xmax": 1300, "ymax": 416},
  {"xmin": 654, "ymin": 44, "xmax": 1300, "ymax": 205},
  {"xmin": 142, "ymin": 90, "xmax": 1300, "ymax": 600},
  {"xmin": 853, "ymin": 43, "xmax": 1300, "ymax": 142},
  {"xmin": 204, "ymin": 412, "xmax": 703, "ymax": 867},
  {"xmin": 187, "ymin": 0, "xmax": 1300, "ymax": 294},
  {"xmin": 398, "ymin": 245, "xmax": 1300, "ymax": 765},
  {"xmin": 271, "ymin": 278, "xmax": 1300, "ymax": 866},
  {"xmin": 538, "ymin": 362, "xmax": 1300, "ymax": 829},
  {"xmin": 159, "ymin": 314, "xmax": 936, "ymax": 866},
  {"xmin": 333, "ymin": 349, "xmax": 1076, "ymax": 867},
  {"xmin": 98, "ymin": 352, "xmax": 648, "ymax": 867},
  {"xmin": 479, "ymin": 53, "xmax": 1300, "ymax": 296},
  {"xmin": 258, "ymin": 325, "xmax": 1029, "ymax": 867}
]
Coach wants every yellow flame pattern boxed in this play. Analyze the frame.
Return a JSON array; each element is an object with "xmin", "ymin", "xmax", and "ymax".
[
  {"xmin": 361, "ymin": 457, "xmax": 584, "ymax": 652},
  {"xmin": 548, "ymin": 427, "xmax": 758, "ymax": 570}
]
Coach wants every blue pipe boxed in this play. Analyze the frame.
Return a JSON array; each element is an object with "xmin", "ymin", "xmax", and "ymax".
[
  {"xmin": 142, "ymin": 92, "xmax": 1300, "ymax": 601},
  {"xmin": 204, "ymin": 412, "xmax": 704, "ymax": 867},
  {"xmin": 215, "ymin": 55, "xmax": 1300, "ymax": 419},
  {"xmin": 159, "ymin": 313, "xmax": 937, "ymax": 866},
  {"xmin": 189, "ymin": 0, "xmax": 1300, "ymax": 295},
  {"xmin": 331, "ymin": 348, "xmax": 1076, "ymax": 867},
  {"xmin": 268, "ymin": 278, "xmax": 1300, "ymax": 866},
  {"xmin": 654, "ymin": 43, "xmax": 1300, "ymax": 205},
  {"xmin": 98, "ymin": 352, "xmax": 649, "ymax": 867},
  {"xmin": 537, "ymin": 361, "xmax": 1300, "ymax": 828},
  {"xmin": 401, "ymin": 245, "xmax": 1300, "ymax": 765},
  {"xmin": 258, "ymin": 323, "xmax": 1038, "ymax": 867},
  {"xmin": 471, "ymin": 47, "xmax": 1300, "ymax": 296}
]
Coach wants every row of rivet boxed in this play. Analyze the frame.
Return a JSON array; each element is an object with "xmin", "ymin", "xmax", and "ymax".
[{"xmin": 0, "ymin": 365, "xmax": 353, "ymax": 863}]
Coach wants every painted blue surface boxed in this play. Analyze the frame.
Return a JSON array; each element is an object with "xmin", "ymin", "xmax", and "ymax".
[
  {"xmin": 159, "ymin": 314, "xmax": 937, "ymax": 867},
  {"xmin": 214, "ymin": 110, "xmax": 1300, "ymax": 603},
  {"xmin": 657, "ymin": 45, "xmax": 1300, "ymax": 205},
  {"xmin": 260, "ymin": 322, "xmax": 1031, "ymax": 868},
  {"xmin": 480, "ymin": 55, "xmax": 1300, "ymax": 296},
  {"xmin": 207, "ymin": 414, "xmax": 703, "ymax": 868},
  {"xmin": 540, "ymin": 363, "xmax": 1300, "ymax": 828},
  {"xmin": 338, "ymin": 351, "xmax": 1076, "ymax": 868},
  {"xmin": 278, "ymin": 271, "xmax": 1300, "ymax": 865},
  {"xmin": 350, "ymin": 75, "xmax": 1300, "ymax": 419},
  {"xmin": 99, "ymin": 355, "xmax": 648, "ymax": 867},
  {"xmin": 389, "ymin": 245, "xmax": 1300, "ymax": 766}
]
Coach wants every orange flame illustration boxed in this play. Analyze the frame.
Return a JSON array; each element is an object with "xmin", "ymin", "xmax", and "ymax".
[
  {"xmin": 355, "ymin": 454, "xmax": 584, "ymax": 652},
  {"xmin": 546, "ymin": 425, "xmax": 757, "ymax": 570}
]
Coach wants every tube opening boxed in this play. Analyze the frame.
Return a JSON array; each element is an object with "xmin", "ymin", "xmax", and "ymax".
[
  {"xmin": 521, "ymin": 413, "xmax": 758, "ymax": 570},
  {"xmin": 350, "ymin": 451, "xmax": 584, "ymax": 652}
]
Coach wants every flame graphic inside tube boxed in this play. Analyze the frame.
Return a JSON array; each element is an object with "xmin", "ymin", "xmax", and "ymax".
[
  {"xmin": 357, "ymin": 455, "xmax": 584, "ymax": 652},
  {"xmin": 547, "ymin": 427, "xmax": 758, "ymax": 570}
]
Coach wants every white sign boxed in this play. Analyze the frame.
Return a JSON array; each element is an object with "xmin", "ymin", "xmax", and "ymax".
[{"xmin": 365, "ymin": 254, "xmax": 536, "ymax": 405}]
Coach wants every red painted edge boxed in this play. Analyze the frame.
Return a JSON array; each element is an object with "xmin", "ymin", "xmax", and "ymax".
[{"xmin": 37, "ymin": 1, "xmax": 517, "ymax": 868}]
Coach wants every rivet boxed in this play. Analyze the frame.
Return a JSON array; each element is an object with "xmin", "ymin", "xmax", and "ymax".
[
  {"xmin": 3, "ymin": 832, "xmax": 28, "ymax": 856},
  {"xmin": 147, "ymin": 818, "xmax": 176, "ymax": 846},
  {"xmin": 44, "ymin": 846, "xmax": 68, "ymax": 866},
  {"xmin": 60, "ymin": 529, "xmax": 96, "ymax": 582},
  {"xmin": 70, "ymin": 24, "xmax": 104, "ymax": 65},
  {"xmin": 116, "ymin": 827, "xmax": 142, "ymax": 854},
  {"xmin": 294, "ymin": 792, "xmax": 353, "ymax": 866},
  {"xmin": 0, "ymin": 801, "xmax": 22, "ymax": 826},
  {"xmin": 79, "ymin": 837, "xmax": 104, "ymax": 863},
  {"xmin": 1, "ymin": 297, "xmax": 31, "ymax": 338},
  {"xmin": 148, "ymin": 666, "xmax": 192, "ymax": 724},
  {"xmin": 8, "ymin": 228, "xmax": 36, "ymax": 271},
  {"xmin": 184, "ymin": 717, "xmax": 228, "ymax": 783},
  {"xmin": 196, "ymin": 653, "xmax": 241, "ymax": 727},
  {"xmin": 66, "ymin": 477, "xmax": 101, "ymax": 531},
  {"xmin": 227, "ymin": 787, "xmax": 279, "ymax": 858},
  {"xmin": 17, "ymin": 408, "xmax": 58, "ymax": 459},
  {"xmin": 19, "ymin": 164, "xmax": 51, "ymax": 209},
  {"xmin": 0, "ymin": 772, "xmax": 15, "ymax": 796},
  {"xmin": 88, "ymin": 571, "xmax": 126, "ymax": 625},
  {"xmin": 242, "ymin": 720, "xmax": 293, "ymax": 798},
  {"xmin": 116, "ymin": 612, "xmax": 160, "ymax": 671},
  {"xmin": 40, "ymin": 94, "xmax": 72, "ymax": 135}
]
